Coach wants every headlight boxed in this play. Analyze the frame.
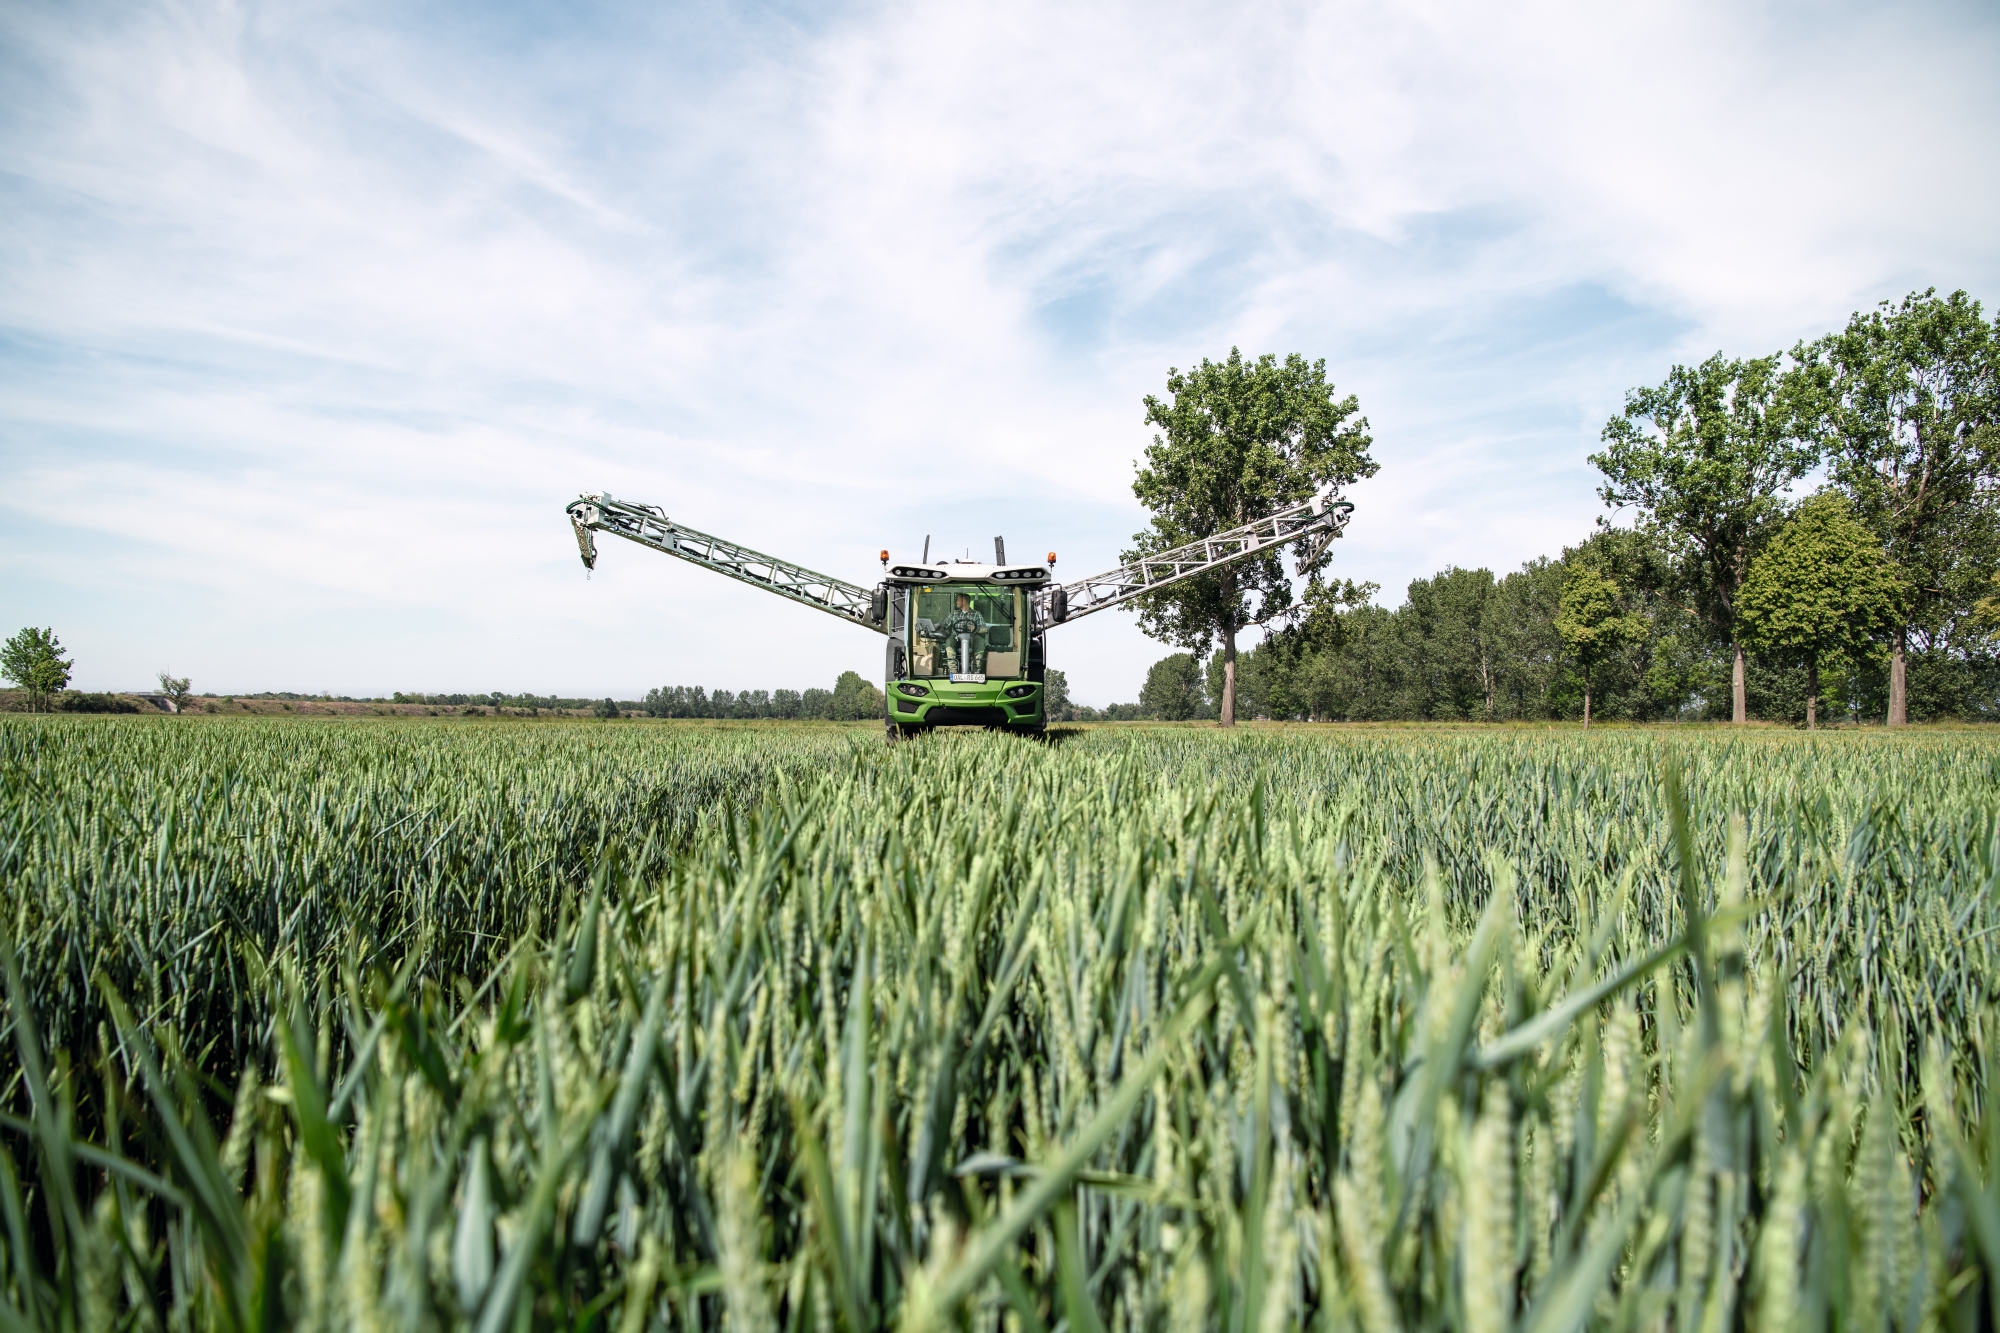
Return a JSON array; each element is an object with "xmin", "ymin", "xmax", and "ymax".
[
  {"xmin": 1003, "ymin": 684, "xmax": 1036, "ymax": 699},
  {"xmin": 899, "ymin": 683, "xmax": 930, "ymax": 697}
]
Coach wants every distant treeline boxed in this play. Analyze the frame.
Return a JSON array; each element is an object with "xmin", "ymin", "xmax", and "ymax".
[
  {"xmin": 1125, "ymin": 525, "xmax": 2000, "ymax": 724},
  {"xmin": 200, "ymin": 677, "xmax": 895, "ymax": 719},
  {"xmin": 388, "ymin": 692, "xmax": 598, "ymax": 710},
  {"xmin": 638, "ymin": 672, "xmax": 884, "ymax": 720},
  {"xmin": 181, "ymin": 692, "xmax": 605, "ymax": 709},
  {"xmin": 376, "ymin": 676, "xmax": 890, "ymax": 720}
]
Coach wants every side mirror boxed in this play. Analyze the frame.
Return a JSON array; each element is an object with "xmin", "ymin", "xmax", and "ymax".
[
  {"xmin": 869, "ymin": 587, "xmax": 888, "ymax": 625},
  {"xmin": 1050, "ymin": 587, "xmax": 1068, "ymax": 623}
]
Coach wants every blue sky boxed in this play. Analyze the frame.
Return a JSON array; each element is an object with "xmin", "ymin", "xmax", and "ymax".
[{"xmin": 4, "ymin": 0, "xmax": 1997, "ymax": 704}]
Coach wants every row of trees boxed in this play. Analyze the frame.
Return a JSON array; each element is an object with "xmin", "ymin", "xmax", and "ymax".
[
  {"xmin": 1127, "ymin": 507, "xmax": 1996, "ymax": 726},
  {"xmin": 639, "ymin": 671, "xmax": 886, "ymax": 721},
  {"xmin": 392, "ymin": 691, "xmax": 582, "ymax": 709},
  {"xmin": 1, "ymin": 636, "xmax": 898, "ymax": 724},
  {"xmin": 1121, "ymin": 289, "xmax": 1999, "ymax": 725},
  {"xmin": 1590, "ymin": 288, "xmax": 1997, "ymax": 726}
]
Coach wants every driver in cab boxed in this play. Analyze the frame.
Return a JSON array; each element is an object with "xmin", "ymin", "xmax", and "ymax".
[{"xmin": 940, "ymin": 592, "xmax": 985, "ymax": 673}]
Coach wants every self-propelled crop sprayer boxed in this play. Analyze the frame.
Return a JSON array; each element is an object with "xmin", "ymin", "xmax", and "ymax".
[{"xmin": 565, "ymin": 490, "xmax": 1355, "ymax": 739}]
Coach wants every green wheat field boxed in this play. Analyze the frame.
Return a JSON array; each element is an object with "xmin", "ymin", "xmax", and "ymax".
[{"xmin": 2, "ymin": 715, "xmax": 1998, "ymax": 1332}]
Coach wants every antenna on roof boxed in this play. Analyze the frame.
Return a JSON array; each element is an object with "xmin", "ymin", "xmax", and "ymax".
[{"xmin": 921, "ymin": 535, "xmax": 930, "ymax": 562}]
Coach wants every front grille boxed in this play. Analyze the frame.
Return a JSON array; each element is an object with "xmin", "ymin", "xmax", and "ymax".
[{"xmin": 924, "ymin": 706, "xmax": 1010, "ymax": 727}]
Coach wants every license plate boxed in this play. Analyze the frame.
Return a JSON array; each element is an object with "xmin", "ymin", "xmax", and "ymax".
[{"xmin": 949, "ymin": 674, "xmax": 986, "ymax": 683}]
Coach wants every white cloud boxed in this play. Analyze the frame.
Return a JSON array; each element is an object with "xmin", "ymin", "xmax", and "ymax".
[{"xmin": 1, "ymin": 0, "xmax": 1995, "ymax": 702}]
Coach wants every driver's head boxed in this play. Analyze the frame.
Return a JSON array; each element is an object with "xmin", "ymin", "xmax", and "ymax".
[{"xmin": 955, "ymin": 594, "xmax": 971, "ymax": 611}]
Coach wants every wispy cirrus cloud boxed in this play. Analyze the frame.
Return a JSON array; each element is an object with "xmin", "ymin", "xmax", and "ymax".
[{"xmin": 2, "ymin": 0, "xmax": 1995, "ymax": 700}]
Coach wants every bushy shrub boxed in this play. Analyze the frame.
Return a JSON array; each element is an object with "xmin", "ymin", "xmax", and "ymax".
[{"xmin": 58, "ymin": 692, "xmax": 141, "ymax": 714}]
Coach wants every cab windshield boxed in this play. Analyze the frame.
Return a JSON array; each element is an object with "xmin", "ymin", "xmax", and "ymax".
[{"xmin": 908, "ymin": 584, "xmax": 1025, "ymax": 679}]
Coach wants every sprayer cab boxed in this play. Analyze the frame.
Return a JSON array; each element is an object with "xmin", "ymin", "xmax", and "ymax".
[{"xmin": 874, "ymin": 558, "xmax": 1053, "ymax": 733}]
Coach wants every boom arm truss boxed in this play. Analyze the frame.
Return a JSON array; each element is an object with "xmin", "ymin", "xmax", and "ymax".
[
  {"xmin": 566, "ymin": 494, "xmax": 885, "ymax": 634},
  {"xmin": 1042, "ymin": 491, "xmax": 1354, "ymax": 626}
]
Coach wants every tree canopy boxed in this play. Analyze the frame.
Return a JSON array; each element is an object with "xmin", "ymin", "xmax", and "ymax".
[{"xmin": 1127, "ymin": 349, "xmax": 1374, "ymax": 726}]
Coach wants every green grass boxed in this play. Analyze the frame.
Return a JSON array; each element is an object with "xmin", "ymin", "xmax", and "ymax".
[{"xmin": 1, "ymin": 715, "xmax": 1997, "ymax": 1331}]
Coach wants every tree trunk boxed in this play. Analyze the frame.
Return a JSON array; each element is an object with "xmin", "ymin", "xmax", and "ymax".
[
  {"xmin": 1582, "ymin": 680, "xmax": 1592, "ymax": 730},
  {"xmin": 1806, "ymin": 655, "xmax": 1818, "ymax": 731},
  {"xmin": 1888, "ymin": 628, "xmax": 1908, "ymax": 726},
  {"xmin": 1731, "ymin": 642, "xmax": 1747, "ymax": 724},
  {"xmin": 1220, "ymin": 628, "xmax": 1238, "ymax": 728}
]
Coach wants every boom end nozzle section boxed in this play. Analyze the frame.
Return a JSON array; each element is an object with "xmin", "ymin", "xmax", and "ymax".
[
  {"xmin": 566, "ymin": 493, "xmax": 612, "ymax": 570},
  {"xmin": 1307, "ymin": 488, "xmax": 1354, "ymax": 518}
]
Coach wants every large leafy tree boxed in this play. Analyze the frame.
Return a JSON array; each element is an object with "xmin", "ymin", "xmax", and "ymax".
[
  {"xmin": 1553, "ymin": 563, "xmax": 1646, "ymax": 728},
  {"xmin": 2, "ymin": 627, "xmax": 73, "ymax": 712},
  {"xmin": 1736, "ymin": 493, "xmax": 1905, "ymax": 729},
  {"xmin": 1592, "ymin": 353, "xmax": 1815, "ymax": 723},
  {"xmin": 1127, "ymin": 349, "xmax": 1375, "ymax": 726},
  {"xmin": 1788, "ymin": 289, "xmax": 2000, "ymax": 725}
]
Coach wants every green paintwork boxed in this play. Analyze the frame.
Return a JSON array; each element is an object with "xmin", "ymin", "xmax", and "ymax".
[{"xmin": 887, "ymin": 678, "xmax": 1042, "ymax": 728}]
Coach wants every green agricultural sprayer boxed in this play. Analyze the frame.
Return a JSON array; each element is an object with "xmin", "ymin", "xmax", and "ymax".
[{"xmin": 566, "ymin": 489, "xmax": 1354, "ymax": 737}]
